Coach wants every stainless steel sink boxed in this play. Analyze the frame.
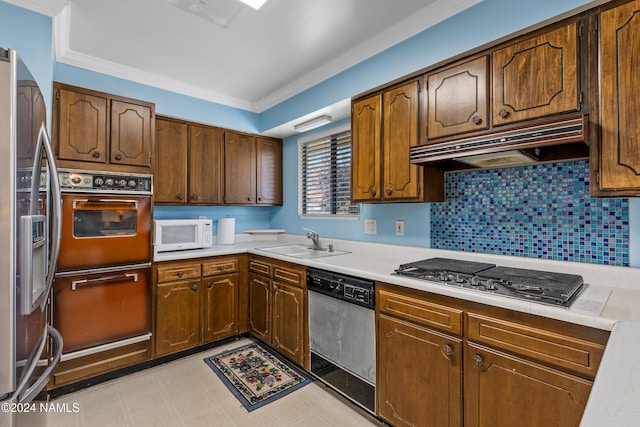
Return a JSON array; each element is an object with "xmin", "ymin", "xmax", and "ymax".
[{"xmin": 256, "ymin": 244, "xmax": 350, "ymax": 259}]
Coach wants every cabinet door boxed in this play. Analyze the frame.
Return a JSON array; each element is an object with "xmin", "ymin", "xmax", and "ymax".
[
  {"xmin": 378, "ymin": 314, "xmax": 462, "ymax": 427},
  {"xmin": 465, "ymin": 343, "xmax": 592, "ymax": 427},
  {"xmin": 56, "ymin": 87, "xmax": 108, "ymax": 163},
  {"xmin": 492, "ymin": 23, "xmax": 579, "ymax": 125},
  {"xmin": 256, "ymin": 137, "xmax": 283, "ymax": 205},
  {"xmin": 110, "ymin": 100, "xmax": 153, "ymax": 167},
  {"xmin": 202, "ymin": 273, "xmax": 239, "ymax": 343},
  {"xmin": 155, "ymin": 279, "xmax": 201, "ymax": 357},
  {"xmin": 351, "ymin": 95, "xmax": 381, "ymax": 201},
  {"xmin": 427, "ymin": 56, "xmax": 489, "ymax": 139},
  {"xmin": 224, "ymin": 131, "xmax": 256, "ymax": 204},
  {"xmin": 383, "ymin": 80, "xmax": 422, "ymax": 200},
  {"xmin": 154, "ymin": 118, "xmax": 188, "ymax": 203},
  {"xmin": 599, "ymin": 0, "xmax": 640, "ymax": 191},
  {"xmin": 189, "ymin": 125, "xmax": 222, "ymax": 204},
  {"xmin": 248, "ymin": 273, "xmax": 271, "ymax": 343},
  {"xmin": 272, "ymin": 282, "xmax": 305, "ymax": 365}
]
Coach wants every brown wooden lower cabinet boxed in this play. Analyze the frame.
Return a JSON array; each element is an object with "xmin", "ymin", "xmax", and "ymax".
[
  {"xmin": 377, "ymin": 314, "xmax": 462, "ymax": 427},
  {"xmin": 272, "ymin": 281, "xmax": 305, "ymax": 363},
  {"xmin": 247, "ymin": 256, "xmax": 307, "ymax": 367},
  {"xmin": 248, "ymin": 272, "xmax": 271, "ymax": 342},
  {"xmin": 375, "ymin": 282, "xmax": 609, "ymax": 427},
  {"xmin": 464, "ymin": 343, "xmax": 592, "ymax": 427},
  {"xmin": 154, "ymin": 255, "xmax": 245, "ymax": 357}
]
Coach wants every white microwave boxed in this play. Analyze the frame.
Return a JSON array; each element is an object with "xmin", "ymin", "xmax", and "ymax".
[{"xmin": 154, "ymin": 219, "xmax": 213, "ymax": 252}]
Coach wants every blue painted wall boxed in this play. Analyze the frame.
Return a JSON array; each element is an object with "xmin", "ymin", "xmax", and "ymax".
[
  {"xmin": 0, "ymin": 1, "xmax": 54, "ymax": 128},
  {"xmin": 3, "ymin": 0, "xmax": 639, "ymax": 267}
]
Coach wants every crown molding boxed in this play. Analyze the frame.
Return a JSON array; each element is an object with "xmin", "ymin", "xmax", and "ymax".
[
  {"xmin": 50, "ymin": 0, "xmax": 480, "ymax": 113},
  {"xmin": 253, "ymin": 0, "xmax": 482, "ymax": 111},
  {"xmin": 2, "ymin": 0, "xmax": 69, "ymax": 16}
]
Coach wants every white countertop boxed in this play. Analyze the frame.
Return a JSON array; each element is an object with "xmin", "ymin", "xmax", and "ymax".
[{"xmin": 154, "ymin": 234, "xmax": 640, "ymax": 426}]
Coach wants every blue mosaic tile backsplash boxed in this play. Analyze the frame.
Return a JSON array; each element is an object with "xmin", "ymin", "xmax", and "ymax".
[{"xmin": 430, "ymin": 160, "xmax": 630, "ymax": 266}]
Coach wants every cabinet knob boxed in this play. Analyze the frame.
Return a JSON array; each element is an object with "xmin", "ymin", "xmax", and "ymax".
[
  {"xmin": 191, "ymin": 284, "xmax": 198, "ymax": 291},
  {"xmin": 369, "ymin": 188, "xmax": 376, "ymax": 196},
  {"xmin": 258, "ymin": 197, "xmax": 262, "ymax": 201},
  {"xmin": 498, "ymin": 109, "xmax": 510, "ymax": 119},
  {"xmin": 177, "ymin": 194, "xmax": 183, "ymax": 201},
  {"xmin": 92, "ymin": 151, "xmax": 101, "ymax": 159},
  {"xmin": 207, "ymin": 282, "xmax": 213, "ymax": 289},
  {"xmin": 385, "ymin": 188, "xmax": 392, "ymax": 196},
  {"xmin": 247, "ymin": 197, "xmax": 252, "ymax": 201},
  {"xmin": 443, "ymin": 344, "xmax": 454, "ymax": 356},
  {"xmin": 472, "ymin": 115, "xmax": 482, "ymax": 125},
  {"xmin": 220, "ymin": 266, "xmax": 225, "ymax": 271},
  {"xmin": 191, "ymin": 194, "xmax": 199, "ymax": 201},
  {"xmin": 114, "ymin": 153, "xmax": 122, "ymax": 161},
  {"xmin": 177, "ymin": 271, "xmax": 184, "ymax": 278},
  {"xmin": 473, "ymin": 354, "xmax": 484, "ymax": 366}
]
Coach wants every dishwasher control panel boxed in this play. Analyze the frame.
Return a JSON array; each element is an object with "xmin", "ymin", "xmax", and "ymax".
[{"xmin": 307, "ymin": 267, "xmax": 375, "ymax": 309}]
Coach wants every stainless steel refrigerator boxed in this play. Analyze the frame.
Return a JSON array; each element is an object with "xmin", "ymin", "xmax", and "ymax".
[{"xmin": 0, "ymin": 47, "xmax": 63, "ymax": 427}]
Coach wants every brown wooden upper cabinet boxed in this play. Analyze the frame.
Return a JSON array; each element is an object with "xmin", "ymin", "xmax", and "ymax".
[
  {"xmin": 53, "ymin": 83, "xmax": 154, "ymax": 171},
  {"xmin": 594, "ymin": 0, "xmax": 640, "ymax": 195},
  {"xmin": 154, "ymin": 117, "xmax": 222, "ymax": 204},
  {"xmin": 427, "ymin": 55, "xmax": 489, "ymax": 140},
  {"xmin": 352, "ymin": 79, "xmax": 444, "ymax": 203},
  {"xmin": 492, "ymin": 22, "xmax": 580, "ymax": 126},
  {"xmin": 224, "ymin": 131, "xmax": 283, "ymax": 205}
]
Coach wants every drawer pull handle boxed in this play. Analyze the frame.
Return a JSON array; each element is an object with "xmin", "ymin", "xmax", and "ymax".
[
  {"xmin": 385, "ymin": 188, "xmax": 392, "ymax": 196},
  {"xmin": 443, "ymin": 344, "xmax": 454, "ymax": 356},
  {"xmin": 369, "ymin": 188, "xmax": 376, "ymax": 196},
  {"xmin": 177, "ymin": 271, "xmax": 184, "ymax": 278},
  {"xmin": 191, "ymin": 284, "xmax": 198, "ymax": 291},
  {"xmin": 473, "ymin": 354, "xmax": 484, "ymax": 366},
  {"xmin": 92, "ymin": 151, "xmax": 101, "ymax": 159},
  {"xmin": 472, "ymin": 115, "xmax": 482, "ymax": 125},
  {"xmin": 114, "ymin": 153, "xmax": 122, "ymax": 161},
  {"xmin": 71, "ymin": 273, "xmax": 138, "ymax": 291},
  {"xmin": 498, "ymin": 109, "xmax": 509, "ymax": 118}
]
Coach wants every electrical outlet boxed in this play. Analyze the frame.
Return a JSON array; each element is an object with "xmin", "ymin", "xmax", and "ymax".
[
  {"xmin": 364, "ymin": 219, "xmax": 377, "ymax": 235},
  {"xmin": 395, "ymin": 220, "xmax": 405, "ymax": 236}
]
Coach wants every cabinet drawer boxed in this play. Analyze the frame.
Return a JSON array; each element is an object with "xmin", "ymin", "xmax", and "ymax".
[
  {"xmin": 467, "ymin": 313, "xmax": 605, "ymax": 378},
  {"xmin": 202, "ymin": 258, "xmax": 238, "ymax": 276},
  {"xmin": 273, "ymin": 265, "xmax": 305, "ymax": 287},
  {"xmin": 378, "ymin": 289, "xmax": 463, "ymax": 336},
  {"xmin": 156, "ymin": 263, "xmax": 201, "ymax": 283},
  {"xmin": 249, "ymin": 259, "xmax": 271, "ymax": 276}
]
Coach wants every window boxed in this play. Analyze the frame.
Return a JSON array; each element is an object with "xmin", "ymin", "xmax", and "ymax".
[{"xmin": 298, "ymin": 128, "xmax": 360, "ymax": 217}]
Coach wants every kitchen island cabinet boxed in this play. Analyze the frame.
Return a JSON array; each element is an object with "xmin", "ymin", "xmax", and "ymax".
[
  {"xmin": 248, "ymin": 256, "xmax": 307, "ymax": 367},
  {"xmin": 375, "ymin": 282, "xmax": 609, "ymax": 427},
  {"xmin": 52, "ymin": 82, "xmax": 154, "ymax": 173}
]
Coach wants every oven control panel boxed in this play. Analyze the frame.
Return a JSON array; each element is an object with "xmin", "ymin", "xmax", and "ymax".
[{"xmin": 59, "ymin": 169, "xmax": 152, "ymax": 194}]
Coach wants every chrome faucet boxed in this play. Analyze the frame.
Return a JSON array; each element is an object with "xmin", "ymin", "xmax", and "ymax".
[{"xmin": 303, "ymin": 228, "xmax": 321, "ymax": 250}]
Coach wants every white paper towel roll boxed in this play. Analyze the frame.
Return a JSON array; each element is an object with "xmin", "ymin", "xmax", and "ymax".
[{"xmin": 217, "ymin": 217, "xmax": 235, "ymax": 245}]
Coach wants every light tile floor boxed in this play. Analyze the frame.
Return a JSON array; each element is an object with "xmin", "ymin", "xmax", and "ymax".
[{"xmin": 47, "ymin": 338, "xmax": 381, "ymax": 427}]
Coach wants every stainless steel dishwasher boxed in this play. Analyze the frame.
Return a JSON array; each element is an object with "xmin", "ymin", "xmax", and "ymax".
[{"xmin": 307, "ymin": 267, "xmax": 375, "ymax": 414}]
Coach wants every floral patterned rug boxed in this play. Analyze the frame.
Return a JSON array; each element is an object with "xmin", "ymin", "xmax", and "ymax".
[{"xmin": 204, "ymin": 342, "xmax": 312, "ymax": 412}]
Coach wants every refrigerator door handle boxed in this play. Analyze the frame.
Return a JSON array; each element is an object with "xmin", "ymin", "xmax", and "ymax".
[
  {"xmin": 39, "ymin": 123, "xmax": 62, "ymax": 311},
  {"xmin": 18, "ymin": 325, "xmax": 63, "ymax": 403}
]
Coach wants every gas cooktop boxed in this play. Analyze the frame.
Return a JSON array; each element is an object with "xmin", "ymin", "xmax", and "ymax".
[{"xmin": 393, "ymin": 257, "xmax": 584, "ymax": 307}]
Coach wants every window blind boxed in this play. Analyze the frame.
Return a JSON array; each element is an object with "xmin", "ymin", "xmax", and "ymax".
[{"xmin": 298, "ymin": 131, "xmax": 360, "ymax": 217}]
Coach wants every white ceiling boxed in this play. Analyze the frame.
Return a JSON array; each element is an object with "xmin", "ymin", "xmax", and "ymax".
[{"xmin": 6, "ymin": 0, "xmax": 480, "ymax": 135}]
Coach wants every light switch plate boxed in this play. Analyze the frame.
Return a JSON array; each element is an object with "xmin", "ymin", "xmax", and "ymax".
[
  {"xmin": 365, "ymin": 219, "xmax": 377, "ymax": 234},
  {"xmin": 395, "ymin": 220, "xmax": 405, "ymax": 236}
]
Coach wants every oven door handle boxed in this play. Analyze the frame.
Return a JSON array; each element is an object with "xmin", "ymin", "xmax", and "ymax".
[
  {"xmin": 71, "ymin": 273, "xmax": 139, "ymax": 290},
  {"xmin": 72, "ymin": 199, "xmax": 139, "ymax": 209}
]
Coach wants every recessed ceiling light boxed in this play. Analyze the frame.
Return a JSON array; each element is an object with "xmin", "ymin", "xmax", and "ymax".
[{"xmin": 238, "ymin": 0, "xmax": 268, "ymax": 10}]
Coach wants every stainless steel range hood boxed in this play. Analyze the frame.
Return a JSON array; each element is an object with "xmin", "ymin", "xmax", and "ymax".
[{"xmin": 410, "ymin": 115, "xmax": 589, "ymax": 169}]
